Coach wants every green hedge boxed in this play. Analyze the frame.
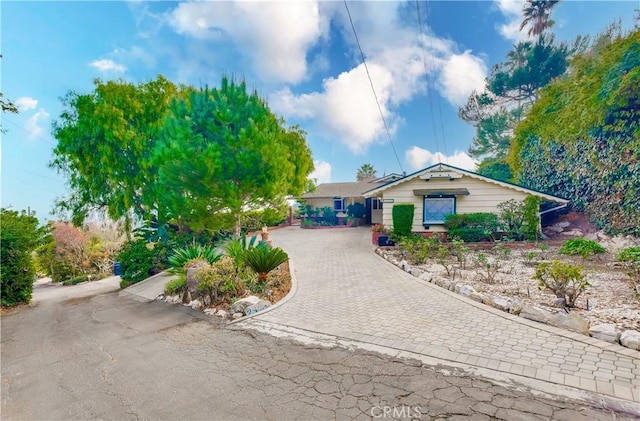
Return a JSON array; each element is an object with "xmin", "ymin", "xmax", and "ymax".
[
  {"xmin": 444, "ymin": 213, "xmax": 499, "ymax": 242},
  {"xmin": 392, "ymin": 204, "xmax": 415, "ymax": 237},
  {"xmin": 116, "ymin": 239, "xmax": 155, "ymax": 285}
]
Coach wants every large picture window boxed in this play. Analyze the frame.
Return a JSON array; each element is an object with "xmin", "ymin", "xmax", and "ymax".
[
  {"xmin": 423, "ymin": 196, "xmax": 455, "ymax": 224},
  {"xmin": 333, "ymin": 198, "xmax": 346, "ymax": 212}
]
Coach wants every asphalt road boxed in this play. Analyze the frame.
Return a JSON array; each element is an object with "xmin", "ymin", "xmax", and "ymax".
[{"xmin": 0, "ymin": 280, "xmax": 634, "ymax": 420}]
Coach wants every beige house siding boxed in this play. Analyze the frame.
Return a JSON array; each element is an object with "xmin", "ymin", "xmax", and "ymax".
[{"xmin": 381, "ymin": 175, "xmax": 529, "ymax": 233}]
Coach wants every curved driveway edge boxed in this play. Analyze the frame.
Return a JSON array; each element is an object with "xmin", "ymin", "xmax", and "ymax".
[{"xmin": 235, "ymin": 226, "xmax": 640, "ymax": 411}]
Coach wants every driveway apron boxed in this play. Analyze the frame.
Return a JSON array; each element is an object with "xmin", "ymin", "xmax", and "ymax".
[{"xmin": 244, "ymin": 227, "xmax": 639, "ymax": 404}]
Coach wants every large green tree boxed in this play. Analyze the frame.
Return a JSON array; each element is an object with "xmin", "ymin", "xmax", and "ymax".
[
  {"xmin": 152, "ymin": 77, "xmax": 314, "ymax": 235},
  {"xmin": 1, "ymin": 209, "xmax": 44, "ymax": 306},
  {"xmin": 510, "ymin": 27, "xmax": 640, "ymax": 234},
  {"xmin": 51, "ymin": 76, "xmax": 179, "ymax": 228}
]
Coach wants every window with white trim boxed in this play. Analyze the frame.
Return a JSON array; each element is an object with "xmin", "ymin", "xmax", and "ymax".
[
  {"xmin": 372, "ymin": 198, "xmax": 383, "ymax": 210},
  {"xmin": 333, "ymin": 198, "xmax": 346, "ymax": 212},
  {"xmin": 423, "ymin": 196, "xmax": 455, "ymax": 225}
]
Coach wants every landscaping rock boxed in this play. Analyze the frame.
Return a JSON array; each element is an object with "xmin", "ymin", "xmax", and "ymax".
[
  {"xmin": 216, "ymin": 309, "xmax": 228, "ymax": 318},
  {"xmin": 185, "ymin": 261, "xmax": 209, "ymax": 301},
  {"xmin": 545, "ymin": 225, "xmax": 564, "ymax": 234},
  {"xmin": 188, "ymin": 300, "xmax": 203, "ymax": 310},
  {"xmin": 203, "ymin": 308, "xmax": 216, "ymax": 316},
  {"xmin": 519, "ymin": 305, "xmax": 552, "ymax": 324},
  {"xmin": 229, "ymin": 296, "xmax": 261, "ymax": 315},
  {"xmin": 232, "ymin": 312, "xmax": 243, "ymax": 319},
  {"xmin": 552, "ymin": 312, "xmax": 589, "ymax": 335},
  {"xmin": 589, "ymin": 323, "xmax": 621, "ymax": 344},
  {"xmin": 400, "ymin": 259, "xmax": 411, "ymax": 272},
  {"xmin": 620, "ymin": 330, "xmax": 640, "ymax": 350},
  {"xmin": 411, "ymin": 268, "xmax": 424, "ymax": 278},
  {"xmin": 564, "ymin": 229, "xmax": 583, "ymax": 237},
  {"xmin": 470, "ymin": 292, "xmax": 484, "ymax": 303},
  {"xmin": 490, "ymin": 297, "xmax": 511, "ymax": 312},
  {"xmin": 245, "ymin": 299, "xmax": 271, "ymax": 316},
  {"xmin": 418, "ymin": 272, "xmax": 432, "ymax": 282},
  {"xmin": 456, "ymin": 284, "xmax": 477, "ymax": 297}
]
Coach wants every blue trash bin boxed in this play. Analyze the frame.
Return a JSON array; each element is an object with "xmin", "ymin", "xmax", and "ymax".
[{"xmin": 114, "ymin": 262, "xmax": 121, "ymax": 276}]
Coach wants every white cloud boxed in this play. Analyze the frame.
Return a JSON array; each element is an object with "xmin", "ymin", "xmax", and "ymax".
[
  {"xmin": 168, "ymin": 1, "xmax": 328, "ymax": 84},
  {"xmin": 439, "ymin": 51, "xmax": 487, "ymax": 106},
  {"xmin": 24, "ymin": 108, "xmax": 50, "ymax": 140},
  {"xmin": 309, "ymin": 160, "xmax": 331, "ymax": 184},
  {"xmin": 405, "ymin": 147, "xmax": 477, "ymax": 171},
  {"xmin": 270, "ymin": 2, "xmax": 487, "ymax": 153},
  {"xmin": 495, "ymin": 0, "xmax": 528, "ymax": 41},
  {"xmin": 15, "ymin": 97, "xmax": 38, "ymax": 111},
  {"xmin": 89, "ymin": 59, "xmax": 127, "ymax": 73}
]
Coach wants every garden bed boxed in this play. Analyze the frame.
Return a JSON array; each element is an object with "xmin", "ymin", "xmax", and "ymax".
[{"xmin": 376, "ymin": 235, "xmax": 640, "ymax": 348}]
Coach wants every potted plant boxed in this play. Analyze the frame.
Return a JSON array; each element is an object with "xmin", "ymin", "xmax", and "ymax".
[{"xmin": 371, "ymin": 224, "xmax": 386, "ymax": 245}]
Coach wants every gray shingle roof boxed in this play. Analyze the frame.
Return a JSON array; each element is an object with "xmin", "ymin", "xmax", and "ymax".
[{"xmin": 301, "ymin": 181, "xmax": 377, "ymax": 199}]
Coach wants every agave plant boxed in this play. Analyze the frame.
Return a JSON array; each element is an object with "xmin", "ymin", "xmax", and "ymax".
[
  {"xmin": 224, "ymin": 233, "xmax": 260, "ymax": 268},
  {"xmin": 168, "ymin": 243, "xmax": 221, "ymax": 273},
  {"xmin": 243, "ymin": 243, "xmax": 288, "ymax": 282}
]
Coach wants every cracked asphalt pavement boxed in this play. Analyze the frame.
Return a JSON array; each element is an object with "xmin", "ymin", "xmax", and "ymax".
[{"xmin": 1, "ymin": 283, "xmax": 635, "ymax": 420}]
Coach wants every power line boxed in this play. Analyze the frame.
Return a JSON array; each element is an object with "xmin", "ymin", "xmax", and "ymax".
[
  {"xmin": 2, "ymin": 117, "xmax": 57, "ymax": 147},
  {"xmin": 416, "ymin": 0, "xmax": 449, "ymax": 164},
  {"xmin": 415, "ymin": 0, "xmax": 442, "ymax": 163},
  {"xmin": 342, "ymin": 0, "xmax": 404, "ymax": 174}
]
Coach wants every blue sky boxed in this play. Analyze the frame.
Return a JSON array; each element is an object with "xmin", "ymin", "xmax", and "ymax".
[{"xmin": 2, "ymin": 0, "xmax": 637, "ymax": 221}]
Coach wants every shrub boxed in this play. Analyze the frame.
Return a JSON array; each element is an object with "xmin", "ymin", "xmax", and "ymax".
[
  {"xmin": 1, "ymin": 209, "xmax": 42, "ymax": 306},
  {"xmin": 616, "ymin": 247, "xmax": 640, "ymax": 263},
  {"xmin": 224, "ymin": 234, "xmax": 259, "ymax": 270},
  {"xmin": 444, "ymin": 213, "xmax": 499, "ymax": 242},
  {"xmin": 522, "ymin": 196, "xmax": 542, "ymax": 240},
  {"xmin": 117, "ymin": 239, "xmax": 155, "ymax": 285},
  {"xmin": 392, "ymin": 204, "xmax": 415, "ymax": 237},
  {"xmin": 195, "ymin": 257, "xmax": 241, "ymax": 304},
  {"xmin": 243, "ymin": 244, "xmax": 288, "ymax": 282},
  {"xmin": 399, "ymin": 235, "xmax": 439, "ymax": 264},
  {"xmin": 449, "ymin": 237, "xmax": 468, "ymax": 269},
  {"xmin": 534, "ymin": 260, "xmax": 589, "ymax": 307},
  {"xmin": 168, "ymin": 243, "xmax": 221, "ymax": 273},
  {"xmin": 62, "ymin": 274, "xmax": 89, "ymax": 286},
  {"xmin": 472, "ymin": 253, "xmax": 502, "ymax": 283},
  {"xmin": 559, "ymin": 238, "xmax": 606, "ymax": 259},
  {"xmin": 319, "ymin": 206, "xmax": 337, "ymax": 225},
  {"xmin": 164, "ymin": 276, "xmax": 187, "ymax": 296},
  {"xmin": 347, "ymin": 202, "xmax": 366, "ymax": 219}
]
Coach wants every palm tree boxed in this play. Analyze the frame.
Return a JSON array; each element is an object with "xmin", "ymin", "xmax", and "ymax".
[
  {"xmin": 520, "ymin": 0, "xmax": 560, "ymax": 38},
  {"xmin": 356, "ymin": 163, "xmax": 377, "ymax": 181},
  {"xmin": 506, "ymin": 41, "xmax": 532, "ymax": 71}
]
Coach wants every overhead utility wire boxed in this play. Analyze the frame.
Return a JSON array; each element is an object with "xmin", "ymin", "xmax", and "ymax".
[
  {"xmin": 418, "ymin": 0, "xmax": 450, "ymax": 162},
  {"xmin": 415, "ymin": 0, "xmax": 442, "ymax": 163},
  {"xmin": 343, "ymin": 0, "xmax": 404, "ymax": 174}
]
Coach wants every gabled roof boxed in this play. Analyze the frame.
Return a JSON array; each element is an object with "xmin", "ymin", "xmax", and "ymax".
[
  {"xmin": 363, "ymin": 163, "xmax": 569, "ymax": 204},
  {"xmin": 301, "ymin": 181, "xmax": 374, "ymax": 199}
]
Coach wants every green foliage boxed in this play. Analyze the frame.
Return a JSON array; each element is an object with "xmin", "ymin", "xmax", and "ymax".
[
  {"xmin": 436, "ymin": 245, "xmax": 455, "ymax": 276},
  {"xmin": 399, "ymin": 235, "xmax": 440, "ymax": 265},
  {"xmin": 117, "ymin": 239, "xmax": 155, "ymax": 285},
  {"xmin": 475, "ymin": 158, "xmax": 514, "ymax": 182},
  {"xmin": 511, "ymin": 28, "xmax": 640, "ymax": 234},
  {"xmin": 534, "ymin": 260, "xmax": 589, "ymax": 307},
  {"xmin": 444, "ymin": 213, "xmax": 499, "ymax": 242},
  {"xmin": 472, "ymin": 253, "xmax": 502, "ymax": 283},
  {"xmin": 168, "ymin": 243, "xmax": 221, "ymax": 274},
  {"xmin": 522, "ymin": 196, "xmax": 542, "ymax": 240},
  {"xmin": 347, "ymin": 202, "xmax": 366, "ymax": 219},
  {"xmin": 559, "ymin": 239, "xmax": 606, "ymax": 259},
  {"xmin": 392, "ymin": 204, "xmax": 415, "ymax": 237},
  {"xmin": 356, "ymin": 163, "xmax": 377, "ymax": 181},
  {"xmin": 243, "ymin": 244, "xmax": 288, "ymax": 282},
  {"xmin": 616, "ymin": 247, "xmax": 640, "ymax": 263},
  {"xmin": 242, "ymin": 207, "xmax": 287, "ymax": 232},
  {"xmin": 62, "ymin": 274, "xmax": 89, "ymax": 286},
  {"xmin": 164, "ymin": 276, "xmax": 187, "ymax": 296},
  {"xmin": 51, "ymin": 76, "xmax": 179, "ymax": 227},
  {"xmin": 449, "ymin": 237, "xmax": 469, "ymax": 269},
  {"xmin": 1, "ymin": 209, "xmax": 43, "ymax": 306},
  {"xmin": 195, "ymin": 257, "xmax": 242, "ymax": 304},
  {"xmin": 152, "ymin": 77, "xmax": 314, "ymax": 235},
  {"xmin": 224, "ymin": 234, "xmax": 259, "ymax": 270}
]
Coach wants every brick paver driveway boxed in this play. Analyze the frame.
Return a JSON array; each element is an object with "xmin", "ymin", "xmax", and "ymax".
[{"xmin": 240, "ymin": 227, "xmax": 639, "ymax": 406}]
